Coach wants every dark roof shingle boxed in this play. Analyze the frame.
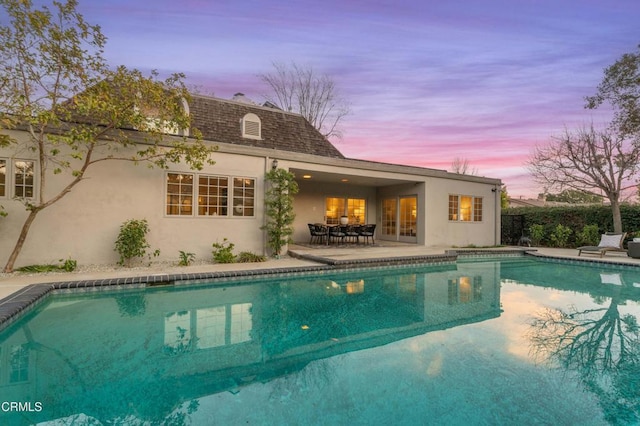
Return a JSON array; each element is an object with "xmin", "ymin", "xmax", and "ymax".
[{"xmin": 190, "ymin": 95, "xmax": 344, "ymax": 159}]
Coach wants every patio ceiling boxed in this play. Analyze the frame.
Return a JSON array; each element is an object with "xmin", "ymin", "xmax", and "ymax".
[{"xmin": 289, "ymin": 167, "xmax": 418, "ymax": 187}]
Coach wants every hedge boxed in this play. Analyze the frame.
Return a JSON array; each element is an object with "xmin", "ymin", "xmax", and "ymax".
[{"xmin": 503, "ymin": 204, "xmax": 640, "ymax": 248}]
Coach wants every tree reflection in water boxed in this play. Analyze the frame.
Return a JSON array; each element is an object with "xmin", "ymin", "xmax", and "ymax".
[{"xmin": 528, "ymin": 292, "xmax": 640, "ymax": 424}]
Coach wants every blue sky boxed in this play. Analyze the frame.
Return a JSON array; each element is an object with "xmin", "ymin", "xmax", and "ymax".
[{"xmin": 77, "ymin": 0, "xmax": 639, "ymax": 197}]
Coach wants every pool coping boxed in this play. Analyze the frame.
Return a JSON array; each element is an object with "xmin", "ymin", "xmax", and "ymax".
[{"xmin": 2, "ymin": 247, "xmax": 640, "ymax": 331}]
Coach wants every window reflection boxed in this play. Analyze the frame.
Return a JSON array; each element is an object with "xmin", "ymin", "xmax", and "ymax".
[
  {"xmin": 10, "ymin": 344, "xmax": 29, "ymax": 383},
  {"xmin": 345, "ymin": 279, "xmax": 364, "ymax": 294},
  {"xmin": 448, "ymin": 276, "xmax": 483, "ymax": 304},
  {"xmin": 164, "ymin": 303, "xmax": 253, "ymax": 354}
]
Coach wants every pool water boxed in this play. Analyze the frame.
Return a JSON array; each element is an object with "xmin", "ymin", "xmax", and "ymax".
[{"xmin": 1, "ymin": 257, "xmax": 639, "ymax": 425}]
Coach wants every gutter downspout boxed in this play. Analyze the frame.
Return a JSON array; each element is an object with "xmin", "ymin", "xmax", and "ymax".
[
  {"xmin": 263, "ymin": 156, "xmax": 270, "ymax": 257},
  {"xmin": 494, "ymin": 185, "xmax": 501, "ymax": 246}
]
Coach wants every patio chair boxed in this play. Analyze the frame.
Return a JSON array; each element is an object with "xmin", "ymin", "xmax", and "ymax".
[
  {"xmin": 358, "ymin": 224, "xmax": 376, "ymax": 245},
  {"xmin": 577, "ymin": 232, "xmax": 627, "ymax": 258},
  {"xmin": 345, "ymin": 225, "xmax": 360, "ymax": 243},
  {"xmin": 329, "ymin": 225, "xmax": 346, "ymax": 244},
  {"xmin": 308, "ymin": 224, "xmax": 328, "ymax": 244}
]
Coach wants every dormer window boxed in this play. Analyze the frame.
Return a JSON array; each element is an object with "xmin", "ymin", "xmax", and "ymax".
[
  {"xmin": 242, "ymin": 113, "xmax": 261, "ymax": 140},
  {"xmin": 136, "ymin": 97, "xmax": 190, "ymax": 137}
]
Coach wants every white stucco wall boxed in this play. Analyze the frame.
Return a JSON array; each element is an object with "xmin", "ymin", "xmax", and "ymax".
[
  {"xmin": 0, "ymin": 136, "xmax": 270, "ymax": 268},
  {"xmin": 1, "ymin": 130, "xmax": 502, "ymax": 268},
  {"xmin": 423, "ymin": 177, "xmax": 501, "ymax": 247}
]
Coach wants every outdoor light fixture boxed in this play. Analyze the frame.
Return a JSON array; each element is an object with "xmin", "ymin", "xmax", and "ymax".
[{"xmin": 271, "ymin": 159, "xmax": 278, "ymax": 170}]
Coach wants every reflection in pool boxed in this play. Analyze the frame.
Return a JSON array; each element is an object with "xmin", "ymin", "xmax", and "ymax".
[{"xmin": 1, "ymin": 257, "xmax": 639, "ymax": 425}]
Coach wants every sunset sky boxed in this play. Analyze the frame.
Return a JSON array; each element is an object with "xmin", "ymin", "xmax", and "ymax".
[{"xmin": 77, "ymin": 0, "xmax": 639, "ymax": 198}]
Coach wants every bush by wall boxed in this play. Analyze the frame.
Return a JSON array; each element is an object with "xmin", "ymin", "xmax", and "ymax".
[{"xmin": 503, "ymin": 204, "xmax": 640, "ymax": 248}]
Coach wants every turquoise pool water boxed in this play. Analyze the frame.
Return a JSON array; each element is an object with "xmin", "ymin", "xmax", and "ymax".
[{"xmin": 1, "ymin": 257, "xmax": 639, "ymax": 425}]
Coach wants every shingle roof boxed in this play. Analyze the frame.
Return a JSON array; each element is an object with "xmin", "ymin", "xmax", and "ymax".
[{"xmin": 190, "ymin": 95, "xmax": 344, "ymax": 159}]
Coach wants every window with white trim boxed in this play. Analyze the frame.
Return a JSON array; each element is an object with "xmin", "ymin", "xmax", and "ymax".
[
  {"xmin": 448, "ymin": 195, "xmax": 482, "ymax": 222},
  {"xmin": 325, "ymin": 197, "xmax": 366, "ymax": 224},
  {"xmin": 233, "ymin": 177, "xmax": 255, "ymax": 217},
  {"xmin": 166, "ymin": 173, "xmax": 194, "ymax": 216},
  {"xmin": 242, "ymin": 113, "xmax": 261, "ymax": 140},
  {"xmin": 14, "ymin": 160, "xmax": 34, "ymax": 198},
  {"xmin": 166, "ymin": 172, "xmax": 255, "ymax": 217},
  {"xmin": 198, "ymin": 175, "xmax": 228, "ymax": 216}
]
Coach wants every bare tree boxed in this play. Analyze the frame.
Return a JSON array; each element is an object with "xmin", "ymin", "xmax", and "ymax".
[
  {"xmin": 528, "ymin": 124, "xmax": 640, "ymax": 233},
  {"xmin": 260, "ymin": 62, "xmax": 350, "ymax": 139},
  {"xmin": 450, "ymin": 157, "xmax": 478, "ymax": 175}
]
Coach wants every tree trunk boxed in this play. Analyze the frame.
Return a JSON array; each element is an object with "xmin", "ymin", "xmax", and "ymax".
[
  {"xmin": 3, "ymin": 209, "xmax": 40, "ymax": 273},
  {"xmin": 610, "ymin": 198, "xmax": 623, "ymax": 234}
]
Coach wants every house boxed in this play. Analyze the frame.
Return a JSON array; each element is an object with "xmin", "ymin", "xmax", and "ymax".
[{"xmin": 0, "ymin": 94, "xmax": 502, "ymax": 267}]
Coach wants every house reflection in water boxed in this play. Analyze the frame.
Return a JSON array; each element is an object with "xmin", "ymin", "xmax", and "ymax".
[{"xmin": 0, "ymin": 261, "xmax": 501, "ymax": 424}]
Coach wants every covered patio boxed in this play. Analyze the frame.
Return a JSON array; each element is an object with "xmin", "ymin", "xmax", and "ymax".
[{"xmin": 289, "ymin": 165, "xmax": 425, "ymax": 246}]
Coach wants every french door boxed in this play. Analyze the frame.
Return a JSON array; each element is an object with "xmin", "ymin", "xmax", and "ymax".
[{"xmin": 381, "ymin": 196, "xmax": 417, "ymax": 242}]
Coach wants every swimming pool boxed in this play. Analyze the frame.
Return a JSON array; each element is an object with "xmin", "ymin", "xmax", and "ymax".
[{"xmin": 1, "ymin": 256, "xmax": 639, "ymax": 425}]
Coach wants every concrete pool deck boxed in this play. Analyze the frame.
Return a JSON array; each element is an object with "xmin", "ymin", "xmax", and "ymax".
[{"xmin": 2, "ymin": 244, "xmax": 640, "ymax": 302}]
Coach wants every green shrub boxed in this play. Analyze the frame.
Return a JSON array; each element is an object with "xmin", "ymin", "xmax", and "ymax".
[
  {"xmin": 237, "ymin": 251, "xmax": 267, "ymax": 263},
  {"xmin": 17, "ymin": 257, "xmax": 77, "ymax": 273},
  {"xmin": 262, "ymin": 168, "xmax": 299, "ymax": 256},
  {"xmin": 178, "ymin": 250, "xmax": 195, "ymax": 266},
  {"xmin": 576, "ymin": 224, "xmax": 600, "ymax": 246},
  {"xmin": 529, "ymin": 224, "xmax": 545, "ymax": 246},
  {"xmin": 504, "ymin": 204, "xmax": 640, "ymax": 247},
  {"xmin": 212, "ymin": 238, "xmax": 236, "ymax": 263},
  {"xmin": 115, "ymin": 219, "xmax": 151, "ymax": 267},
  {"xmin": 61, "ymin": 257, "xmax": 77, "ymax": 272},
  {"xmin": 550, "ymin": 224, "xmax": 572, "ymax": 248}
]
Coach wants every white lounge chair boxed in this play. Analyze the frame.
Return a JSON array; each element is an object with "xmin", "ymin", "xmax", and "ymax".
[{"xmin": 577, "ymin": 233, "xmax": 627, "ymax": 258}]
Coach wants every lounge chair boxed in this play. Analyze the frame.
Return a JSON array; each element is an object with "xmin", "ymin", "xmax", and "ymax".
[{"xmin": 577, "ymin": 233, "xmax": 627, "ymax": 257}]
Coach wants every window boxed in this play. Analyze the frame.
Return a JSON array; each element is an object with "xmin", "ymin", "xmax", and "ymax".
[
  {"xmin": 14, "ymin": 160, "xmax": 34, "ymax": 198},
  {"xmin": 347, "ymin": 198, "xmax": 366, "ymax": 224},
  {"xmin": 166, "ymin": 172, "xmax": 255, "ymax": 217},
  {"xmin": 136, "ymin": 97, "xmax": 190, "ymax": 136},
  {"xmin": 399, "ymin": 196, "xmax": 417, "ymax": 237},
  {"xmin": 198, "ymin": 175, "xmax": 228, "ymax": 216},
  {"xmin": 474, "ymin": 197, "xmax": 483, "ymax": 222},
  {"xmin": 448, "ymin": 195, "xmax": 482, "ymax": 222},
  {"xmin": 325, "ymin": 197, "xmax": 366, "ymax": 224},
  {"xmin": 233, "ymin": 178, "xmax": 255, "ymax": 216},
  {"xmin": 242, "ymin": 113, "xmax": 261, "ymax": 140},
  {"xmin": 166, "ymin": 173, "xmax": 194, "ymax": 216},
  {"xmin": 0, "ymin": 159, "xmax": 6, "ymax": 197}
]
